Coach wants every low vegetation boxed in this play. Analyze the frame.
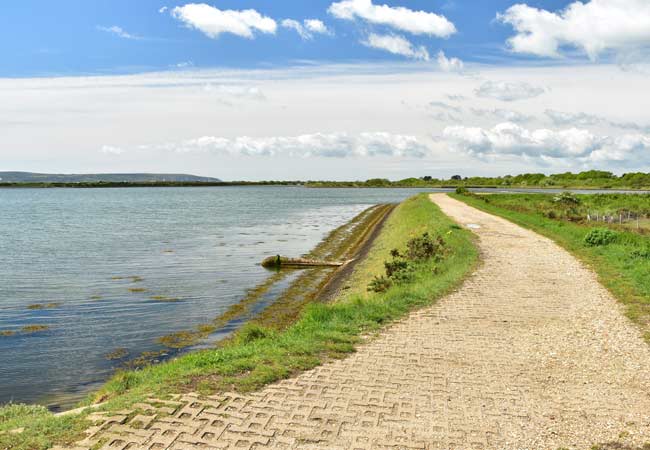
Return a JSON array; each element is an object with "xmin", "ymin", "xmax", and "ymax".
[
  {"xmin": 4, "ymin": 170, "xmax": 650, "ymax": 190},
  {"xmin": 0, "ymin": 193, "xmax": 478, "ymax": 450},
  {"xmin": 307, "ymin": 170, "xmax": 650, "ymax": 189},
  {"xmin": 452, "ymin": 192, "xmax": 650, "ymax": 342}
]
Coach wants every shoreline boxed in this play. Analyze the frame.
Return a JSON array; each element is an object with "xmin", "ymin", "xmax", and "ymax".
[
  {"xmin": 2, "ymin": 183, "xmax": 650, "ymax": 192},
  {"xmin": 0, "ymin": 194, "xmax": 481, "ymax": 449},
  {"xmin": 38, "ymin": 202, "xmax": 396, "ymax": 414}
]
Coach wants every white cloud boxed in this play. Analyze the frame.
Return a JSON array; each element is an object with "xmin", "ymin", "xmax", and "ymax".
[
  {"xmin": 168, "ymin": 132, "xmax": 429, "ymax": 158},
  {"xmin": 475, "ymin": 80, "xmax": 545, "ymax": 102},
  {"xmin": 305, "ymin": 19, "xmax": 330, "ymax": 35},
  {"xmin": 498, "ymin": 0, "xmax": 650, "ymax": 60},
  {"xmin": 362, "ymin": 33, "xmax": 429, "ymax": 61},
  {"xmin": 443, "ymin": 122, "xmax": 650, "ymax": 165},
  {"xmin": 437, "ymin": 51, "xmax": 463, "ymax": 73},
  {"xmin": 97, "ymin": 26, "xmax": 140, "ymax": 40},
  {"xmin": 203, "ymin": 84, "xmax": 266, "ymax": 101},
  {"xmin": 282, "ymin": 19, "xmax": 331, "ymax": 40},
  {"xmin": 328, "ymin": 0, "xmax": 455, "ymax": 37},
  {"xmin": 171, "ymin": 3, "xmax": 277, "ymax": 39},
  {"xmin": 175, "ymin": 61, "xmax": 194, "ymax": 69},
  {"xmin": 159, "ymin": 6, "xmax": 168, "ymax": 14},
  {"xmin": 472, "ymin": 108, "xmax": 532, "ymax": 123},
  {"xmin": 546, "ymin": 109, "xmax": 650, "ymax": 132},
  {"xmin": 100, "ymin": 145, "xmax": 125, "ymax": 155}
]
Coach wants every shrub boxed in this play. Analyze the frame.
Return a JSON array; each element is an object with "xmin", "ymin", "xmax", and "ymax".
[
  {"xmin": 367, "ymin": 232, "xmax": 446, "ymax": 292},
  {"xmin": 455, "ymin": 187, "xmax": 469, "ymax": 195},
  {"xmin": 367, "ymin": 275, "xmax": 392, "ymax": 293},
  {"xmin": 406, "ymin": 232, "xmax": 446, "ymax": 261},
  {"xmin": 384, "ymin": 258, "xmax": 409, "ymax": 278},
  {"xmin": 553, "ymin": 191, "xmax": 581, "ymax": 206},
  {"xmin": 584, "ymin": 228, "xmax": 618, "ymax": 247}
]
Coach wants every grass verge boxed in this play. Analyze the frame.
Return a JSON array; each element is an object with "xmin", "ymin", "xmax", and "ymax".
[
  {"xmin": 451, "ymin": 192, "xmax": 650, "ymax": 342},
  {"xmin": 0, "ymin": 193, "xmax": 478, "ymax": 449}
]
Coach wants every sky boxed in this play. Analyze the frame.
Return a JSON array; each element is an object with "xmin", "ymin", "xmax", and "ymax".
[{"xmin": 1, "ymin": 0, "xmax": 650, "ymax": 180}]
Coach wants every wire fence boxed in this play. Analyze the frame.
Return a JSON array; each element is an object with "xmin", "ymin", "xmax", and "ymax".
[{"xmin": 587, "ymin": 211, "xmax": 649, "ymax": 229}]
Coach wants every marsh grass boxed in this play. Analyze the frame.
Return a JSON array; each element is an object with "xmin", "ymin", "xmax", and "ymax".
[
  {"xmin": 0, "ymin": 194, "xmax": 478, "ymax": 449},
  {"xmin": 453, "ymin": 193, "xmax": 650, "ymax": 341}
]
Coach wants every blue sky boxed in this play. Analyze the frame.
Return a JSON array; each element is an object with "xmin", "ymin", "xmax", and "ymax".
[
  {"xmin": 1, "ymin": 0, "xmax": 650, "ymax": 180},
  {"xmin": 4, "ymin": 0, "xmax": 574, "ymax": 77}
]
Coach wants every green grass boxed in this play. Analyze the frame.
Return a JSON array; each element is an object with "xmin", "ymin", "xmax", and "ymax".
[
  {"xmin": 0, "ymin": 194, "xmax": 478, "ymax": 449},
  {"xmin": 452, "ymin": 192, "xmax": 650, "ymax": 341},
  {"xmin": 0, "ymin": 405, "xmax": 90, "ymax": 449}
]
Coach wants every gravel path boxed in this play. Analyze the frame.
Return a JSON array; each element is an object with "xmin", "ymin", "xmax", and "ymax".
[{"xmin": 59, "ymin": 194, "xmax": 650, "ymax": 449}]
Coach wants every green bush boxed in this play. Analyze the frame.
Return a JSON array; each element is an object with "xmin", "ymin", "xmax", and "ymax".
[
  {"xmin": 553, "ymin": 191, "xmax": 581, "ymax": 206},
  {"xmin": 584, "ymin": 228, "xmax": 618, "ymax": 247},
  {"xmin": 367, "ymin": 275, "xmax": 392, "ymax": 293},
  {"xmin": 455, "ymin": 187, "xmax": 469, "ymax": 195},
  {"xmin": 406, "ymin": 232, "xmax": 445, "ymax": 261},
  {"xmin": 368, "ymin": 233, "xmax": 446, "ymax": 293}
]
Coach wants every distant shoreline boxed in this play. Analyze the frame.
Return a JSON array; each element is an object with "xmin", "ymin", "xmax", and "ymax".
[{"xmin": 2, "ymin": 181, "xmax": 650, "ymax": 192}]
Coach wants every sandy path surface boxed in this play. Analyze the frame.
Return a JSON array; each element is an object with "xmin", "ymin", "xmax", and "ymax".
[{"xmin": 59, "ymin": 194, "xmax": 650, "ymax": 450}]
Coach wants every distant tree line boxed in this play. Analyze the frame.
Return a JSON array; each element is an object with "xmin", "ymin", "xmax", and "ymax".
[
  {"xmin": 2, "ymin": 171, "xmax": 650, "ymax": 189},
  {"xmin": 305, "ymin": 171, "xmax": 650, "ymax": 189}
]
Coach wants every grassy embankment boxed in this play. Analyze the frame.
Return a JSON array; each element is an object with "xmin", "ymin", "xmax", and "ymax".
[
  {"xmin": 0, "ymin": 194, "xmax": 478, "ymax": 450},
  {"xmin": 452, "ymin": 192, "xmax": 650, "ymax": 342}
]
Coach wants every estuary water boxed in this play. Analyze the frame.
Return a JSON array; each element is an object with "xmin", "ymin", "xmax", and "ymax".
[{"xmin": 0, "ymin": 186, "xmax": 436, "ymax": 409}]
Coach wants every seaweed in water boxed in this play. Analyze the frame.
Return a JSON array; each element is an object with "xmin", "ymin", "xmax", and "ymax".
[
  {"xmin": 22, "ymin": 325, "xmax": 50, "ymax": 334},
  {"xmin": 105, "ymin": 348, "xmax": 129, "ymax": 360},
  {"xmin": 27, "ymin": 303, "xmax": 61, "ymax": 310},
  {"xmin": 128, "ymin": 288, "xmax": 147, "ymax": 293},
  {"xmin": 150, "ymin": 296, "xmax": 181, "ymax": 302}
]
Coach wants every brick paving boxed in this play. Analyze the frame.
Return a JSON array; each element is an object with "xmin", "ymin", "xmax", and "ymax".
[{"xmin": 56, "ymin": 194, "xmax": 650, "ymax": 449}]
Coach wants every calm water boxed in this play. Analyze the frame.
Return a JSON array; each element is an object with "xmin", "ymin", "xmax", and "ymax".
[{"xmin": 0, "ymin": 186, "xmax": 439, "ymax": 409}]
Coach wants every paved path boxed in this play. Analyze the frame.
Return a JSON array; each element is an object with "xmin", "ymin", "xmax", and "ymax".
[{"xmin": 60, "ymin": 194, "xmax": 650, "ymax": 450}]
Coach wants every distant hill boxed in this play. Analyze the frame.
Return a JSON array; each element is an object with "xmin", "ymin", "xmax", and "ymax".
[{"xmin": 0, "ymin": 172, "xmax": 221, "ymax": 183}]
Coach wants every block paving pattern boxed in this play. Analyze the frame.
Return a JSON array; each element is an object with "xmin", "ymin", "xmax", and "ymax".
[{"xmin": 56, "ymin": 194, "xmax": 650, "ymax": 449}]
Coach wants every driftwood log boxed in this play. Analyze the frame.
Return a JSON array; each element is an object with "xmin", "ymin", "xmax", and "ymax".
[{"xmin": 261, "ymin": 255, "xmax": 350, "ymax": 269}]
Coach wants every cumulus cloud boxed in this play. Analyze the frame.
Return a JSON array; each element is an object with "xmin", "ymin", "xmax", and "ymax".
[
  {"xmin": 475, "ymin": 81, "xmax": 545, "ymax": 102},
  {"xmin": 362, "ymin": 33, "xmax": 429, "ymax": 61},
  {"xmin": 545, "ymin": 109, "xmax": 650, "ymax": 132},
  {"xmin": 281, "ymin": 19, "xmax": 331, "ymax": 40},
  {"xmin": 472, "ymin": 108, "xmax": 533, "ymax": 123},
  {"xmin": 443, "ymin": 122, "xmax": 650, "ymax": 165},
  {"xmin": 498, "ymin": 0, "xmax": 650, "ymax": 60},
  {"xmin": 97, "ymin": 25, "xmax": 140, "ymax": 40},
  {"xmin": 436, "ymin": 51, "xmax": 464, "ymax": 73},
  {"xmin": 159, "ymin": 6, "xmax": 168, "ymax": 14},
  {"xmin": 168, "ymin": 132, "xmax": 429, "ymax": 158},
  {"xmin": 444, "ymin": 122, "xmax": 600, "ymax": 159},
  {"xmin": 171, "ymin": 3, "xmax": 277, "ymax": 39},
  {"xmin": 328, "ymin": 0, "xmax": 456, "ymax": 37},
  {"xmin": 305, "ymin": 19, "xmax": 331, "ymax": 35}
]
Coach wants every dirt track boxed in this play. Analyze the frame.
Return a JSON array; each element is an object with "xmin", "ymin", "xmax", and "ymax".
[{"xmin": 57, "ymin": 194, "xmax": 650, "ymax": 449}]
